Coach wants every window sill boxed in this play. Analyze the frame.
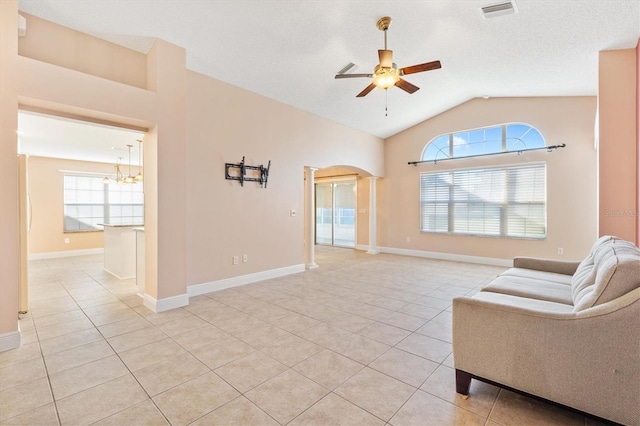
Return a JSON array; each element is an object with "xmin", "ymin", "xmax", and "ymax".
[{"xmin": 419, "ymin": 231, "xmax": 546, "ymax": 241}]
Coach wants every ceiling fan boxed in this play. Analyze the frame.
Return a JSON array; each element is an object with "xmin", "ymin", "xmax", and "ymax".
[{"xmin": 335, "ymin": 16, "xmax": 441, "ymax": 97}]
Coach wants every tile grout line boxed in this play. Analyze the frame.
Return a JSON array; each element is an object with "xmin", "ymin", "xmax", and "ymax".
[
  {"xmin": 19, "ymin": 250, "xmax": 516, "ymax": 425},
  {"xmin": 37, "ymin": 260, "xmax": 178, "ymax": 425},
  {"xmin": 31, "ymin": 261, "xmax": 64, "ymax": 426}
]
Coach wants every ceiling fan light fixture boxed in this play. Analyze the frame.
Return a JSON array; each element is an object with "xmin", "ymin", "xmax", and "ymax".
[
  {"xmin": 336, "ymin": 16, "xmax": 441, "ymax": 97},
  {"xmin": 373, "ymin": 64, "xmax": 399, "ymax": 89}
]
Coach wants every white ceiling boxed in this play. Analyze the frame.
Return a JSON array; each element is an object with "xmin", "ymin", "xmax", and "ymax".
[
  {"xmin": 17, "ymin": 0, "xmax": 640, "ymax": 143},
  {"xmin": 18, "ymin": 111, "xmax": 144, "ymax": 165}
]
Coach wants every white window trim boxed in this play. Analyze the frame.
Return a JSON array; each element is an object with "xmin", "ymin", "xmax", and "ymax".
[
  {"xmin": 419, "ymin": 162, "xmax": 547, "ymax": 239},
  {"xmin": 63, "ymin": 174, "xmax": 144, "ymax": 233},
  {"xmin": 421, "ymin": 122, "xmax": 546, "ymax": 162}
]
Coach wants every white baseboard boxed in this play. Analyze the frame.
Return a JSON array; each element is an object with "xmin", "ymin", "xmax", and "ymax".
[
  {"xmin": 103, "ymin": 268, "xmax": 134, "ymax": 280},
  {"xmin": 143, "ymin": 293, "xmax": 189, "ymax": 313},
  {"xmin": 188, "ymin": 264, "xmax": 305, "ymax": 297},
  {"xmin": 29, "ymin": 248, "xmax": 104, "ymax": 260},
  {"xmin": 356, "ymin": 244, "xmax": 509, "ymax": 266},
  {"xmin": 378, "ymin": 246, "xmax": 512, "ymax": 267},
  {"xmin": 0, "ymin": 330, "xmax": 21, "ymax": 352}
]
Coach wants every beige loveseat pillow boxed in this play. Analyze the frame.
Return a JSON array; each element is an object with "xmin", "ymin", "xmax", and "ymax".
[{"xmin": 572, "ymin": 236, "xmax": 640, "ymax": 311}]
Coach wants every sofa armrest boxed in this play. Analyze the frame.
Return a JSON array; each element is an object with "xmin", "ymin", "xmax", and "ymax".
[
  {"xmin": 512, "ymin": 256, "xmax": 580, "ymax": 276},
  {"xmin": 452, "ymin": 289, "xmax": 640, "ymax": 425}
]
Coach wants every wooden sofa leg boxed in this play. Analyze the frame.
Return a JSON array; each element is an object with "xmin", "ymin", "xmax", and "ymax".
[{"xmin": 456, "ymin": 369, "xmax": 472, "ymax": 395}]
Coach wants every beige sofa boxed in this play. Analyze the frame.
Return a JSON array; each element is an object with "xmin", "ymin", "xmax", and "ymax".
[{"xmin": 452, "ymin": 236, "xmax": 640, "ymax": 425}]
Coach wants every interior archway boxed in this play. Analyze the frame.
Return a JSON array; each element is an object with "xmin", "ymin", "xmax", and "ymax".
[{"xmin": 303, "ymin": 164, "xmax": 378, "ymax": 268}]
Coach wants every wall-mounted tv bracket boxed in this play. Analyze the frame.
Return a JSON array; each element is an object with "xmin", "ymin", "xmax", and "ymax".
[{"xmin": 225, "ymin": 156, "xmax": 271, "ymax": 188}]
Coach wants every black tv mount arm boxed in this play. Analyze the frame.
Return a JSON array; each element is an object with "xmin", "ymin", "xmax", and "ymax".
[{"xmin": 225, "ymin": 156, "xmax": 271, "ymax": 188}]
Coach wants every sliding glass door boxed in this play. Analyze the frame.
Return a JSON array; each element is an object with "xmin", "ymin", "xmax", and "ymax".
[{"xmin": 315, "ymin": 180, "xmax": 356, "ymax": 247}]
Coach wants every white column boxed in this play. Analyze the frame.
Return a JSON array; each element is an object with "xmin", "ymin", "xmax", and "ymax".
[
  {"xmin": 305, "ymin": 167, "xmax": 319, "ymax": 269},
  {"xmin": 367, "ymin": 176, "xmax": 380, "ymax": 254}
]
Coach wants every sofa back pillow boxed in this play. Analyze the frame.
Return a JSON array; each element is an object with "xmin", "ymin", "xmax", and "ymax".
[
  {"xmin": 573, "ymin": 238, "xmax": 640, "ymax": 311},
  {"xmin": 570, "ymin": 235, "xmax": 612, "ymax": 303},
  {"xmin": 571, "ymin": 255, "xmax": 595, "ymax": 302}
]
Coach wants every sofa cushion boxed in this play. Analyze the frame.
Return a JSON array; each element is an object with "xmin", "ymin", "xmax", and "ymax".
[
  {"xmin": 501, "ymin": 268, "xmax": 572, "ymax": 285},
  {"xmin": 482, "ymin": 275, "xmax": 573, "ymax": 305},
  {"xmin": 470, "ymin": 291, "xmax": 575, "ymax": 313},
  {"xmin": 572, "ymin": 237, "xmax": 640, "ymax": 311}
]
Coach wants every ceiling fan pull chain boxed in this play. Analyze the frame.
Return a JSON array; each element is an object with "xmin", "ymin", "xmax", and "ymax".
[{"xmin": 385, "ymin": 90, "xmax": 389, "ymax": 117}]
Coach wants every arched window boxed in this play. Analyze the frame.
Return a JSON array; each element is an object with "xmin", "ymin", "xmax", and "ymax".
[
  {"xmin": 421, "ymin": 123, "xmax": 545, "ymax": 161},
  {"xmin": 419, "ymin": 123, "xmax": 547, "ymax": 239}
]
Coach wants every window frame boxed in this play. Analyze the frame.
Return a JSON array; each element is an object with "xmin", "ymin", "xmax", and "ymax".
[
  {"xmin": 63, "ymin": 173, "xmax": 144, "ymax": 233},
  {"xmin": 421, "ymin": 122, "xmax": 546, "ymax": 162},
  {"xmin": 419, "ymin": 162, "xmax": 547, "ymax": 240}
]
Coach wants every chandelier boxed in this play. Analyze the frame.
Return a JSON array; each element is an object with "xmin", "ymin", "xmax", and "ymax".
[
  {"xmin": 135, "ymin": 139, "xmax": 143, "ymax": 182},
  {"xmin": 102, "ymin": 143, "xmax": 140, "ymax": 184}
]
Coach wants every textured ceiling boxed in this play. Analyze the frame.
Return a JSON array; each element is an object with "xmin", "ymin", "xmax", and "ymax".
[
  {"xmin": 18, "ymin": 112, "xmax": 144, "ymax": 165},
  {"xmin": 17, "ymin": 0, "xmax": 640, "ymax": 139}
]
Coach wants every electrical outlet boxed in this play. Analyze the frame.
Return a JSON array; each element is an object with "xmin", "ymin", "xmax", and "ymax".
[
  {"xmin": 64, "ymin": 238, "xmax": 70, "ymax": 244},
  {"xmin": 232, "ymin": 256, "xmax": 239, "ymax": 265},
  {"xmin": 406, "ymin": 236, "xmax": 411, "ymax": 242},
  {"xmin": 243, "ymin": 254, "xmax": 248, "ymax": 263},
  {"xmin": 557, "ymin": 248, "xmax": 564, "ymax": 255},
  {"xmin": 290, "ymin": 209, "xmax": 296, "ymax": 217}
]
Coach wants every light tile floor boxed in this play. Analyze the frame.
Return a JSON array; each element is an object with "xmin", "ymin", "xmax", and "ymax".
[{"xmin": 1, "ymin": 247, "xmax": 601, "ymax": 425}]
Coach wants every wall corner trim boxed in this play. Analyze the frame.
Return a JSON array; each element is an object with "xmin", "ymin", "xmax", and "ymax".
[
  {"xmin": 188, "ymin": 264, "xmax": 305, "ymax": 297},
  {"xmin": 143, "ymin": 293, "xmax": 189, "ymax": 313},
  {"xmin": 378, "ymin": 246, "xmax": 512, "ymax": 267},
  {"xmin": 0, "ymin": 330, "xmax": 21, "ymax": 352}
]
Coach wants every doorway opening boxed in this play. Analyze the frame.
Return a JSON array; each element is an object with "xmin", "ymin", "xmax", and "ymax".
[
  {"xmin": 315, "ymin": 179, "xmax": 356, "ymax": 248},
  {"xmin": 17, "ymin": 109, "xmax": 147, "ymax": 312}
]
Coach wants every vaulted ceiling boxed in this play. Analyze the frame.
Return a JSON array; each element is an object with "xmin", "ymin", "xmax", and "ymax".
[{"xmin": 18, "ymin": 0, "xmax": 640, "ymax": 140}]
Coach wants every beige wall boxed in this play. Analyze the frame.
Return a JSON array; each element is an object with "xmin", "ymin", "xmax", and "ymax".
[
  {"xmin": 637, "ymin": 39, "xmax": 640, "ymax": 247},
  {"xmin": 0, "ymin": 7, "xmax": 185, "ymax": 337},
  {"xmin": 598, "ymin": 49, "xmax": 638, "ymax": 243},
  {"xmin": 184, "ymin": 71, "xmax": 383, "ymax": 286},
  {"xmin": 0, "ymin": 0, "xmax": 20, "ymax": 339},
  {"xmin": 0, "ymin": 6, "xmax": 384, "ymax": 343},
  {"xmin": 4, "ymin": 2, "xmax": 631, "ymax": 350},
  {"xmin": 27, "ymin": 156, "xmax": 108, "ymax": 254},
  {"xmin": 145, "ymin": 40, "xmax": 188, "ymax": 302},
  {"xmin": 356, "ymin": 179, "xmax": 371, "ymax": 248},
  {"xmin": 382, "ymin": 97, "xmax": 598, "ymax": 261},
  {"xmin": 18, "ymin": 13, "xmax": 147, "ymax": 90}
]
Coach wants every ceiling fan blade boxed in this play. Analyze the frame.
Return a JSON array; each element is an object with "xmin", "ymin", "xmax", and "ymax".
[
  {"xmin": 356, "ymin": 83, "xmax": 376, "ymax": 97},
  {"xmin": 400, "ymin": 60, "xmax": 442, "ymax": 76},
  {"xmin": 335, "ymin": 73, "xmax": 373, "ymax": 79},
  {"xmin": 378, "ymin": 49, "xmax": 393, "ymax": 68},
  {"xmin": 395, "ymin": 78, "xmax": 420, "ymax": 94}
]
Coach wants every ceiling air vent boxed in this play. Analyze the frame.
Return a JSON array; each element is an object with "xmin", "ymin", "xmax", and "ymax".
[{"xmin": 481, "ymin": 1, "xmax": 518, "ymax": 18}]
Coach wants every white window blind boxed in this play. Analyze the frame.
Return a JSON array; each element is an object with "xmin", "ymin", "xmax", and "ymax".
[
  {"xmin": 64, "ymin": 175, "xmax": 144, "ymax": 232},
  {"xmin": 420, "ymin": 163, "xmax": 546, "ymax": 238}
]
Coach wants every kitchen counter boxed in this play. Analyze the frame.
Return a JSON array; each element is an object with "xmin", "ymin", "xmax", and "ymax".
[{"xmin": 100, "ymin": 224, "xmax": 142, "ymax": 279}]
